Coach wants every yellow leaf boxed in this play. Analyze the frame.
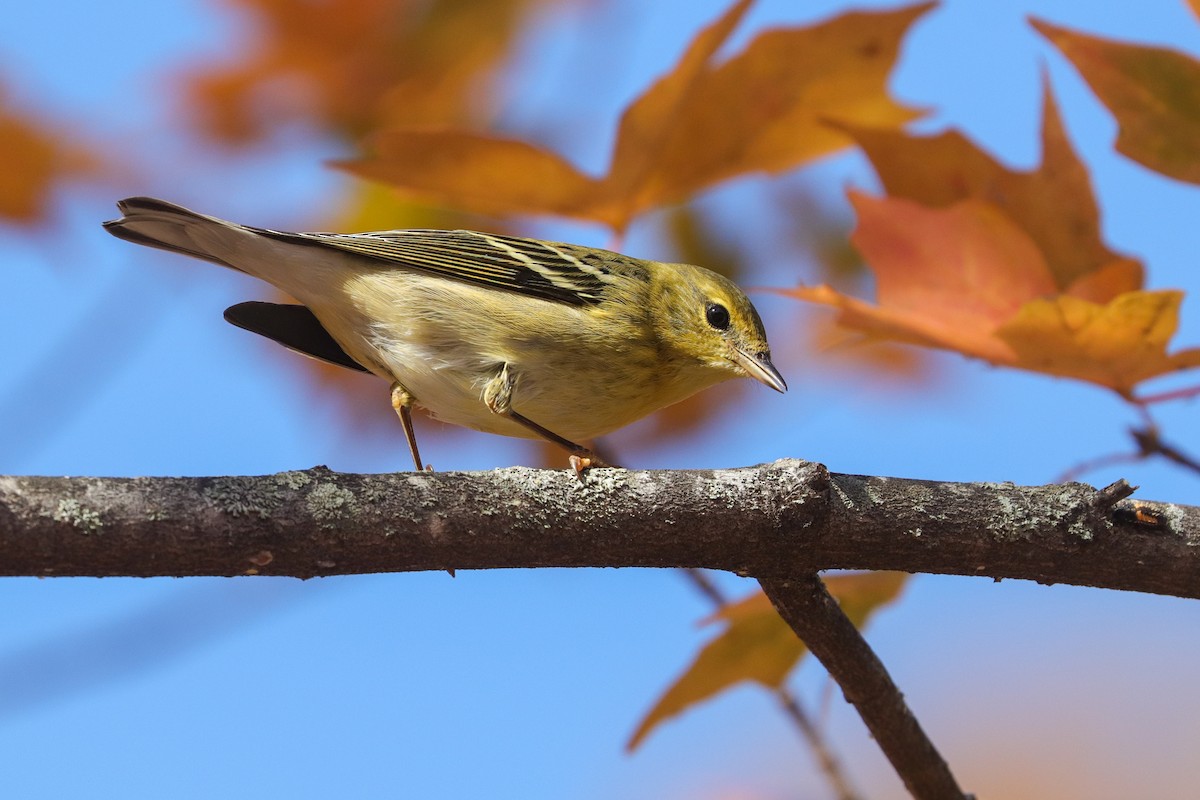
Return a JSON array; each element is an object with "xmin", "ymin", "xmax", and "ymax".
[
  {"xmin": 608, "ymin": 2, "xmax": 930, "ymax": 221},
  {"xmin": 606, "ymin": 0, "xmax": 756, "ymax": 220},
  {"xmin": 1032, "ymin": 18, "xmax": 1200, "ymax": 184},
  {"xmin": 626, "ymin": 573, "xmax": 907, "ymax": 752},
  {"xmin": 996, "ymin": 291, "xmax": 1200, "ymax": 396}
]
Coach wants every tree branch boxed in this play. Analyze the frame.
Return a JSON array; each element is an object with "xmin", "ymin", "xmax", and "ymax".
[
  {"xmin": 4, "ymin": 461, "xmax": 1196, "ymax": 798},
  {"xmin": 2, "ymin": 462, "xmax": 1196, "ymax": 598},
  {"xmin": 761, "ymin": 574, "xmax": 968, "ymax": 800}
]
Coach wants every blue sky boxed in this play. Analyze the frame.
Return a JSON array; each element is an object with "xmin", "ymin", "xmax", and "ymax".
[{"xmin": 3, "ymin": 1, "xmax": 1200, "ymax": 797}]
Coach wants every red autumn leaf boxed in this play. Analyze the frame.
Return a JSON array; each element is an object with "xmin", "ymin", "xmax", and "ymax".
[
  {"xmin": 832, "ymin": 81, "xmax": 1140, "ymax": 292},
  {"xmin": 789, "ymin": 193, "xmax": 1056, "ymax": 363},
  {"xmin": 783, "ymin": 193, "xmax": 1200, "ymax": 396}
]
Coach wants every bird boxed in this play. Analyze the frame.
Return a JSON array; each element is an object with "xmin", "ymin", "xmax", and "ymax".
[{"xmin": 103, "ymin": 197, "xmax": 786, "ymax": 472}]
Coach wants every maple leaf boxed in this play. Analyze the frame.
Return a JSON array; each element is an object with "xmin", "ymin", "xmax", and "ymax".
[
  {"xmin": 780, "ymin": 78, "xmax": 1200, "ymax": 396},
  {"xmin": 784, "ymin": 193, "xmax": 1200, "ymax": 396},
  {"xmin": 337, "ymin": 1, "xmax": 931, "ymax": 231},
  {"xmin": 831, "ymin": 81, "xmax": 1141, "ymax": 292},
  {"xmin": 997, "ymin": 292, "xmax": 1200, "ymax": 392},
  {"xmin": 792, "ymin": 194, "xmax": 1055, "ymax": 363},
  {"xmin": 1032, "ymin": 18, "xmax": 1200, "ymax": 185},
  {"xmin": 626, "ymin": 573, "xmax": 907, "ymax": 752}
]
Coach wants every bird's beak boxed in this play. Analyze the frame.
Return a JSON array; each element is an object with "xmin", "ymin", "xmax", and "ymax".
[{"xmin": 731, "ymin": 347, "xmax": 787, "ymax": 393}]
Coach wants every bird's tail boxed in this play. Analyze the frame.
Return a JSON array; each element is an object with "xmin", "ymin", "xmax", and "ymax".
[{"xmin": 102, "ymin": 197, "xmax": 246, "ymax": 272}]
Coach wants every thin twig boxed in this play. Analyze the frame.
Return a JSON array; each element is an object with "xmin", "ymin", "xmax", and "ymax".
[
  {"xmin": 1055, "ymin": 448, "xmax": 1141, "ymax": 484},
  {"xmin": 1091, "ymin": 479, "xmax": 1137, "ymax": 510},
  {"xmin": 680, "ymin": 569, "xmax": 861, "ymax": 800},
  {"xmin": 760, "ymin": 574, "xmax": 971, "ymax": 800},
  {"xmin": 1132, "ymin": 427, "xmax": 1200, "ymax": 477},
  {"xmin": 1134, "ymin": 383, "xmax": 1200, "ymax": 405},
  {"xmin": 681, "ymin": 567, "xmax": 728, "ymax": 607}
]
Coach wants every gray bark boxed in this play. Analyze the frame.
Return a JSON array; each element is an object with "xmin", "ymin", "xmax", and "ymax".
[{"xmin": 0, "ymin": 460, "xmax": 1193, "ymax": 596}]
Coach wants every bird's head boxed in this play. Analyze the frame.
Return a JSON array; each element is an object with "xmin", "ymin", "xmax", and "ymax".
[{"xmin": 650, "ymin": 262, "xmax": 787, "ymax": 394}]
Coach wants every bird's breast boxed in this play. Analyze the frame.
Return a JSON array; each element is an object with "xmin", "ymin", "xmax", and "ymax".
[{"xmin": 312, "ymin": 270, "xmax": 727, "ymax": 441}]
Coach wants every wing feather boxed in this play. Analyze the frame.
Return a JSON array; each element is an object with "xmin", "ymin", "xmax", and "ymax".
[
  {"xmin": 223, "ymin": 301, "xmax": 369, "ymax": 373},
  {"xmin": 251, "ymin": 227, "xmax": 636, "ymax": 307}
]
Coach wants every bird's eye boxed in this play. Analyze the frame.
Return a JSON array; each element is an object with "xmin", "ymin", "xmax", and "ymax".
[{"xmin": 705, "ymin": 302, "xmax": 731, "ymax": 331}]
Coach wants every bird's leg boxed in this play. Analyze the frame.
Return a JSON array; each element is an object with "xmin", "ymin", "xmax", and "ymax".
[
  {"xmin": 390, "ymin": 382, "xmax": 428, "ymax": 471},
  {"xmin": 482, "ymin": 364, "xmax": 613, "ymax": 476}
]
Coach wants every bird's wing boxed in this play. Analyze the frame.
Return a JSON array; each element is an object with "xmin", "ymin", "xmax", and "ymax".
[
  {"xmin": 223, "ymin": 301, "xmax": 369, "ymax": 373},
  {"xmin": 256, "ymin": 227, "xmax": 636, "ymax": 307}
]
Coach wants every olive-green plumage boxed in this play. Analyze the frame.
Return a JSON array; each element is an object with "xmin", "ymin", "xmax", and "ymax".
[{"xmin": 104, "ymin": 197, "xmax": 785, "ymax": 469}]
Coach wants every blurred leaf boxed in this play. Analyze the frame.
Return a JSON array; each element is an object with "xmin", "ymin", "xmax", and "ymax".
[
  {"xmin": 779, "ymin": 81, "xmax": 1200, "ymax": 396},
  {"xmin": 785, "ymin": 193, "xmax": 1200, "ymax": 396},
  {"xmin": 666, "ymin": 204, "xmax": 743, "ymax": 281},
  {"xmin": 339, "ymin": 129, "xmax": 604, "ymax": 219},
  {"xmin": 338, "ymin": 2, "xmax": 931, "ymax": 231},
  {"xmin": 627, "ymin": 572, "xmax": 907, "ymax": 752},
  {"xmin": 606, "ymin": 1, "xmax": 931, "ymax": 223},
  {"xmin": 834, "ymin": 81, "xmax": 1138, "ymax": 291},
  {"xmin": 0, "ymin": 94, "xmax": 93, "ymax": 223},
  {"xmin": 808, "ymin": 316, "xmax": 935, "ymax": 382},
  {"xmin": 1032, "ymin": 18, "xmax": 1200, "ymax": 184},
  {"xmin": 187, "ymin": 0, "xmax": 543, "ymax": 142}
]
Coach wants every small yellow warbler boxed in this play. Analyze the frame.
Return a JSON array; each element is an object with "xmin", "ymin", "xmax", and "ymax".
[{"xmin": 104, "ymin": 197, "xmax": 785, "ymax": 470}]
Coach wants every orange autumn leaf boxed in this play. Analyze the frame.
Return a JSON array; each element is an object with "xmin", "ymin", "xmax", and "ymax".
[
  {"xmin": 606, "ymin": 1, "xmax": 931, "ymax": 221},
  {"xmin": 0, "ymin": 97, "xmax": 92, "ymax": 223},
  {"xmin": 187, "ymin": 0, "xmax": 541, "ymax": 142},
  {"xmin": 626, "ymin": 573, "xmax": 907, "ymax": 752},
  {"xmin": 785, "ymin": 194, "xmax": 1200, "ymax": 395},
  {"xmin": 790, "ymin": 193, "xmax": 1056, "ymax": 363},
  {"xmin": 338, "ymin": 1, "xmax": 930, "ymax": 231},
  {"xmin": 834, "ymin": 82, "xmax": 1141, "ymax": 292},
  {"xmin": 337, "ymin": 130, "xmax": 602, "ymax": 221},
  {"xmin": 1032, "ymin": 18, "xmax": 1200, "ymax": 184}
]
